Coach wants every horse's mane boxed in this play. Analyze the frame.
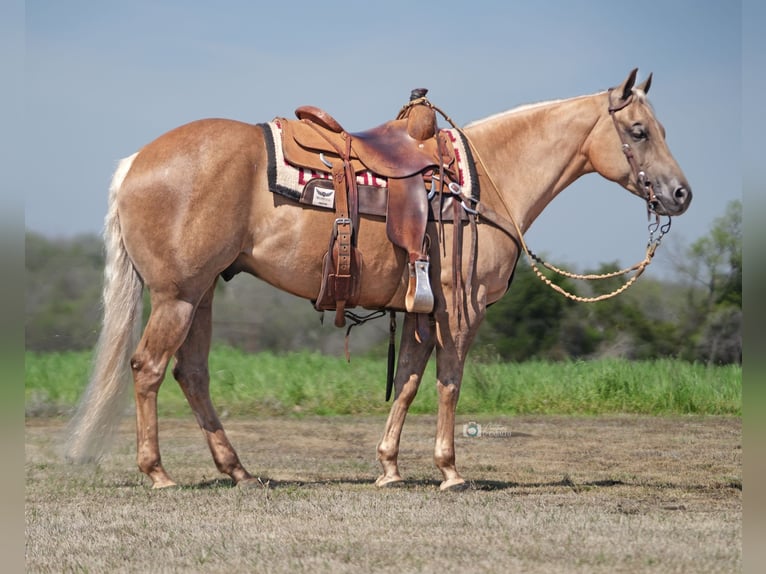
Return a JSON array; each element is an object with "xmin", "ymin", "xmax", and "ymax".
[{"xmin": 464, "ymin": 89, "xmax": 649, "ymax": 129}]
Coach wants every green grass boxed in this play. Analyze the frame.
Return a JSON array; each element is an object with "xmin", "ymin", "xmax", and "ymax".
[
  {"xmin": 463, "ymin": 359, "xmax": 741, "ymax": 415},
  {"xmin": 25, "ymin": 346, "xmax": 742, "ymax": 418}
]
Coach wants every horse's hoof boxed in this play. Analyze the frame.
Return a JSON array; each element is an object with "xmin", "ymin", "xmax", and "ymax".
[
  {"xmin": 375, "ymin": 475, "xmax": 405, "ymax": 488},
  {"xmin": 439, "ymin": 478, "xmax": 468, "ymax": 492},
  {"xmin": 236, "ymin": 477, "xmax": 269, "ymax": 489},
  {"xmin": 151, "ymin": 480, "xmax": 178, "ymax": 490}
]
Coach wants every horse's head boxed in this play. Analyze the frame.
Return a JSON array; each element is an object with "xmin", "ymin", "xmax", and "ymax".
[{"xmin": 586, "ymin": 69, "xmax": 692, "ymax": 217}]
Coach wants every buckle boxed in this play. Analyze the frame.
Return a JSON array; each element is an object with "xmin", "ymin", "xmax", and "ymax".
[{"xmin": 333, "ymin": 217, "xmax": 353, "ymax": 235}]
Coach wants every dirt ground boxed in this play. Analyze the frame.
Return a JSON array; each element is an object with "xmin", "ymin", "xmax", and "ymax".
[{"xmin": 25, "ymin": 414, "xmax": 741, "ymax": 573}]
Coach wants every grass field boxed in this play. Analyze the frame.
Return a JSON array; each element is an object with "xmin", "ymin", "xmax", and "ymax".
[
  {"xmin": 26, "ymin": 415, "xmax": 741, "ymax": 573},
  {"xmin": 25, "ymin": 349, "xmax": 742, "ymax": 572},
  {"xmin": 25, "ymin": 347, "xmax": 742, "ymax": 418}
]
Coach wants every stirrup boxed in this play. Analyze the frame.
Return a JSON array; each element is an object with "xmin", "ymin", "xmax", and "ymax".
[{"xmin": 405, "ymin": 259, "xmax": 434, "ymax": 314}]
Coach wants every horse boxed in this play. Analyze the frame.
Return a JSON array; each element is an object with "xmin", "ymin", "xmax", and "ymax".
[{"xmin": 65, "ymin": 69, "xmax": 691, "ymax": 490}]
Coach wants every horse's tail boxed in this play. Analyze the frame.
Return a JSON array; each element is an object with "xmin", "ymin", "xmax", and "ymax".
[{"xmin": 65, "ymin": 152, "xmax": 143, "ymax": 463}]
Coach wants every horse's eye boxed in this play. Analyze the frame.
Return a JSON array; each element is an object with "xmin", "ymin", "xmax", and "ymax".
[{"xmin": 631, "ymin": 124, "xmax": 647, "ymax": 141}]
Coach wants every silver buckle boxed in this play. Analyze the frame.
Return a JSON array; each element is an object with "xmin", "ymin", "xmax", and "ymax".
[{"xmin": 333, "ymin": 217, "xmax": 352, "ymax": 235}]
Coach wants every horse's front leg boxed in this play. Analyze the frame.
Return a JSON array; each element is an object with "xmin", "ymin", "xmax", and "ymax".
[
  {"xmin": 375, "ymin": 313, "xmax": 435, "ymax": 487},
  {"xmin": 433, "ymin": 291, "xmax": 486, "ymax": 491},
  {"xmin": 433, "ymin": 344, "xmax": 468, "ymax": 491}
]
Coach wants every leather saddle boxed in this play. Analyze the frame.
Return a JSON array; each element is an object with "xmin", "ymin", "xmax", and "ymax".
[
  {"xmin": 278, "ymin": 90, "xmax": 459, "ymax": 331},
  {"xmin": 283, "ymin": 108, "xmax": 445, "ymax": 178}
]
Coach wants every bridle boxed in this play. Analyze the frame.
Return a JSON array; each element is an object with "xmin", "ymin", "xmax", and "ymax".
[{"xmin": 607, "ymin": 89, "xmax": 666, "ymax": 225}]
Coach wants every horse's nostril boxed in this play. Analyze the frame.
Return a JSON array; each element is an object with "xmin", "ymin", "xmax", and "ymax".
[{"xmin": 674, "ymin": 186, "xmax": 689, "ymax": 201}]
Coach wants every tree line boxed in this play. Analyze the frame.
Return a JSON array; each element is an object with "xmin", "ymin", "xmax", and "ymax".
[{"xmin": 25, "ymin": 201, "xmax": 741, "ymax": 364}]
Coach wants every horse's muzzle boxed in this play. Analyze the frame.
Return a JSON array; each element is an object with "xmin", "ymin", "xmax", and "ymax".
[{"xmin": 653, "ymin": 184, "xmax": 692, "ymax": 216}]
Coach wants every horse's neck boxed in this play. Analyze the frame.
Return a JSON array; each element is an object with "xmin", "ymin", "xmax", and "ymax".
[{"xmin": 464, "ymin": 93, "xmax": 605, "ymax": 233}]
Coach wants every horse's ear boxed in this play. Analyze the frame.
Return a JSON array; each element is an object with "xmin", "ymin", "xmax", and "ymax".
[
  {"xmin": 616, "ymin": 68, "xmax": 639, "ymax": 101},
  {"xmin": 636, "ymin": 73, "xmax": 653, "ymax": 95}
]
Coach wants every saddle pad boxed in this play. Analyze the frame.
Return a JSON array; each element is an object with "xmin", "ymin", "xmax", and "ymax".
[{"xmin": 259, "ymin": 120, "xmax": 479, "ymax": 209}]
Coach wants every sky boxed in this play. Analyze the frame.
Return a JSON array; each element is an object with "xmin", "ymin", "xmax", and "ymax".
[{"xmin": 20, "ymin": 0, "xmax": 746, "ymax": 276}]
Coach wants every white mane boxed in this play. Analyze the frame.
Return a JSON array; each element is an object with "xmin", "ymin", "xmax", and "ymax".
[{"xmin": 464, "ymin": 91, "xmax": 607, "ymax": 129}]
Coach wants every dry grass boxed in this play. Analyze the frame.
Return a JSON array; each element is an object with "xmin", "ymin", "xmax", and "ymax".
[{"xmin": 26, "ymin": 415, "xmax": 741, "ymax": 573}]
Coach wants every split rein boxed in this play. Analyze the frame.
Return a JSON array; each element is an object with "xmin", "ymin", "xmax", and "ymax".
[
  {"xmin": 522, "ymin": 217, "xmax": 670, "ymax": 303},
  {"xmin": 406, "ymin": 95, "xmax": 671, "ymax": 304}
]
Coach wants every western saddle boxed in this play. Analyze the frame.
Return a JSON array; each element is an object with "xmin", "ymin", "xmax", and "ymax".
[{"xmin": 278, "ymin": 89, "xmax": 461, "ymax": 330}]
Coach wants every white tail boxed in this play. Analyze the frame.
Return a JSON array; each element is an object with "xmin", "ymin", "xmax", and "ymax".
[{"xmin": 65, "ymin": 153, "xmax": 143, "ymax": 462}]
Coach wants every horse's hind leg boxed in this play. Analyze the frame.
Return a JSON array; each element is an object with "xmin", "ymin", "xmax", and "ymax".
[
  {"xmin": 375, "ymin": 313, "xmax": 435, "ymax": 487},
  {"xmin": 172, "ymin": 281, "xmax": 255, "ymax": 486},
  {"xmin": 131, "ymin": 294, "xmax": 197, "ymax": 488}
]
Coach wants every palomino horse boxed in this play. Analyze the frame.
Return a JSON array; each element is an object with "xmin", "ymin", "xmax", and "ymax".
[{"xmin": 66, "ymin": 69, "xmax": 691, "ymax": 490}]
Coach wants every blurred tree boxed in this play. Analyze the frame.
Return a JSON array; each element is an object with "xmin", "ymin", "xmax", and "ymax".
[
  {"xmin": 674, "ymin": 199, "xmax": 742, "ymax": 364},
  {"xmin": 549, "ymin": 262, "xmax": 682, "ymax": 361},
  {"xmin": 683, "ymin": 200, "xmax": 742, "ymax": 308},
  {"xmin": 695, "ymin": 306, "xmax": 742, "ymax": 364},
  {"xmin": 25, "ymin": 232, "xmax": 104, "ymax": 351},
  {"xmin": 476, "ymin": 257, "xmax": 690, "ymax": 362},
  {"xmin": 478, "ymin": 259, "xmax": 579, "ymax": 361}
]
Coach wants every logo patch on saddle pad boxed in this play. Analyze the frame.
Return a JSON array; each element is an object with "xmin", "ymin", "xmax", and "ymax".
[
  {"xmin": 312, "ymin": 186, "xmax": 335, "ymax": 209},
  {"xmin": 259, "ymin": 120, "xmax": 478, "ymax": 211}
]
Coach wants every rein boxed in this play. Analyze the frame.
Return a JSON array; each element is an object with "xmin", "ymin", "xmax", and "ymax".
[{"xmin": 410, "ymin": 93, "xmax": 670, "ymax": 304}]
